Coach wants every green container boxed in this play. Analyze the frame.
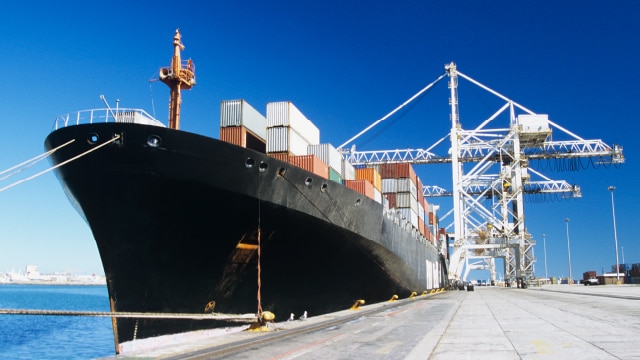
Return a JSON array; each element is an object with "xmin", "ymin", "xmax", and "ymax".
[{"xmin": 329, "ymin": 167, "xmax": 342, "ymax": 183}]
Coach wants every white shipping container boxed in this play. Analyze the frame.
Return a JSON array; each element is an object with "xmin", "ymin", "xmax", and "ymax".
[
  {"xmin": 342, "ymin": 159, "xmax": 356, "ymax": 180},
  {"xmin": 396, "ymin": 178, "xmax": 417, "ymax": 198},
  {"xmin": 418, "ymin": 201, "xmax": 425, "ymax": 221},
  {"xmin": 266, "ymin": 126, "xmax": 310, "ymax": 155},
  {"xmin": 266, "ymin": 101, "xmax": 320, "ymax": 144},
  {"xmin": 396, "ymin": 192, "xmax": 418, "ymax": 212},
  {"xmin": 382, "ymin": 178, "xmax": 397, "ymax": 193},
  {"xmin": 397, "ymin": 208, "xmax": 419, "ymax": 229},
  {"xmin": 373, "ymin": 187, "xmax": 382, "ymax": 204},
  {"xmin": 308, "ymin": 144, "xmax": 342, "ymax": 176},
  {"xmin": 220, "ymin": 99, "xmax": 267, "ymax": 140}
]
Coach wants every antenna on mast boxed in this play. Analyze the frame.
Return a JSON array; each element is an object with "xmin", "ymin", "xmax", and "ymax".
[{"xmin": 159, "ymin": 29, "xmax": 196, "ymax": 129}]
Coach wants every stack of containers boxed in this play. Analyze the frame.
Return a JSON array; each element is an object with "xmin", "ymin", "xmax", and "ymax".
[
  {"xmin": 219, "ymin": 99, "xmax": 267, "ymax": 153},
  {"xmin": 266, "ymin": 101, "xmax": 327, "ymax": 178},
  {"xmin": 380, "ymin": 163, "xmax": 419, "ymax": 234},
  {"xmin": 308, "ymin": 143, "xmax": 343, "ymax": 183},
  {"xmin": 416, "ymin": 177, "xmax": 426, "ymax": 239},
  {"xmin": 350, "ymin": 167, "xmax": 382, "ymax": 203},
  {"xmin": 428, "ymin": 203, "xmax": 438, "ymax": 243}
]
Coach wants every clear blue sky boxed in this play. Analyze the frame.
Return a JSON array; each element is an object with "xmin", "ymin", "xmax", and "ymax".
[{"xmin": 0, "ymin": 1, "xmax": 637, "ymax": 280}]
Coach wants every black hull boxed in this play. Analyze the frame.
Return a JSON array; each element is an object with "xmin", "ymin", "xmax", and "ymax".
[{"xmin": 45, "ymin": 123, "xmax": 446, "ymax": 349}]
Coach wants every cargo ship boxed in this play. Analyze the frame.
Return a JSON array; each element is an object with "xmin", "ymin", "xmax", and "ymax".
[{"xmin": 44, "ymin": 30, "xmax": 448, "ymax": 353}]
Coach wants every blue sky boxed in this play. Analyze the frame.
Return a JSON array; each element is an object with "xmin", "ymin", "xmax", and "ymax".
[{"xmin": 0, "ymin": 1, "xmax": 637, "ymax": 281}]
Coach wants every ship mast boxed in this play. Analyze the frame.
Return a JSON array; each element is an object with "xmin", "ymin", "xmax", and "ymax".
[{"xmin": 159, "ymin": 29, "xmax": 196, "ymax": 129}]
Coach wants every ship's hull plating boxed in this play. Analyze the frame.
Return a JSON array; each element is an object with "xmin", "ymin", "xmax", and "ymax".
[{"xmin": 45, "ymin": 123, "xmax": 446, "ymax": 348}]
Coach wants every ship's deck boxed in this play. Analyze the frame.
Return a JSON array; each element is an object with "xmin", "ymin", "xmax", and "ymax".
[{"xmin": 103, "ymin": 284, "xmax": 640, "ymax": 359}]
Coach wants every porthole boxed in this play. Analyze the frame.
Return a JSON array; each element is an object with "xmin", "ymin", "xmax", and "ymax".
[
  {"xmin": 245, "ymin": 158, "xmax": 256, "ymax": 168},
  {"xmin": 321, "ymin": 183, "xmax": 328, "ymax": 192},
  {"xmin": 305, "ymin": 177, "xmax": 313, "ymax": 186},
  {"xmin": 259, "ymin": 161, "xmax": 268, "ymax": 173},
  {"xmin": 88, "ymin": 133, "xmax": 99, "ymax": 144},
  {"xmin": 355, "ymin": 199, "xmax": 361, "ymax": 206},
  {"xmin": 277, "ymin": 167, "xmax": 287, "ymax": 177},
  {"xmin": 147, "ymin": 135, "xmax": 161, "ymax": 147}
]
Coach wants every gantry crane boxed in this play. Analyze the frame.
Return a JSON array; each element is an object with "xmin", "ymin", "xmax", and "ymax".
[{"xmin": 340, "ymin": 62, "xmax": 624, "ymax": 285}]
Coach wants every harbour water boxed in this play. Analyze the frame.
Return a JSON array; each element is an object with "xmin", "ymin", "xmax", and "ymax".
[{"xmin": 0, "ymin": 284, "xmax": 113, "ymax": 359}]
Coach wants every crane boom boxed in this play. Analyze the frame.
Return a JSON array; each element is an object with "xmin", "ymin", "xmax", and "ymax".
[{"xmin": 340, "ymin": 61, "xmax": 624, "ymax": 285}]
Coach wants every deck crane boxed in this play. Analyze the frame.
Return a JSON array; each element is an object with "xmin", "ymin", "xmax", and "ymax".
[{"xmin": 340, "ymin": 62, "xmax": 624, "ymax": 285}]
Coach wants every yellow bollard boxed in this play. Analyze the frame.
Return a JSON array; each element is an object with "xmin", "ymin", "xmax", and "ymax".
[
  {"xmin": 350, "ymin": 299, "xmax": 365, "ymax": 310},
  {"xmin": 388, "ymin": 294, "xmax": 398, "ymax": 302}
]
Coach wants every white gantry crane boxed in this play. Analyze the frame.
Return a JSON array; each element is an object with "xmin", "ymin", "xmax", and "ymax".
[{"xmin": 341, "ymin": 62, "xmax": 624, "ymax": 285}]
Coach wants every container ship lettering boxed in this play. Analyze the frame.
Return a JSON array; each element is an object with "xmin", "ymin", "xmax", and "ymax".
[{"xmin": 44, "ymin": 30, "xmax": 449, "ymax": 353}]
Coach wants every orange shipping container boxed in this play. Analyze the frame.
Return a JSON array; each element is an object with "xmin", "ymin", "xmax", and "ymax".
[
  {"xmin": 289, "ymin": 154, "xmax": 328, "ymax": 178},
  {"xmin": 428, "ymin": 211, "xmax": 435, "ymax": 225},
  {"xmin": 356, "ymin": 167, "xmax": 382, "ymax": 191},
  {"xmin": 269, "ymin": 152, "xmax": 290, "ymax": 163},
  {"xmin": 344, "ymin": 179, "xmax": 375, "ymax": 200},
  {"xmin": 220, "ymin": 126, "xmax": 266, "ymax": 153}
]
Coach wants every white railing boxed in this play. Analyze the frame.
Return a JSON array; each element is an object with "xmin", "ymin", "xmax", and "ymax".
[{"xmin": 53, "ymin": 108, "xmax": 165, "ymax": 129}]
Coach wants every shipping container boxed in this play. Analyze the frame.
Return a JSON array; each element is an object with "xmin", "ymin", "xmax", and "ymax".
[
  {"xmin": 268, "ymin": 152, "xmax": 290, "ymax": 163},
  {"xmin": 418, "ymin": 217, "xmax": 425, "ymax": 238},
  {"xmin": 381, "ymin": 178, "xmax": 397, "ymax": 194},
  {"xmin": 220, "ymin": 99, "xmax": 267, "ymax": 141},
  {"xmin": 344, "ymin": 179, "xmax": 375, "ymax": 200},
  {"xmin": 373, "ymin": 187, "xmax": 382, "ymax": 204},
  {"xmin": 356, "ymin": 167, "xmax": 382, "ymax": 191},
  {"xmin": 308, "ymin": 143, "xmax": 343, "ymax": 176},
  {"xmin": 397, "ymin": 207, "xmax": 419, "ymax": 229},
  {"xmin": 418, "ymin": 201, "xmax": 425, "ymax": 222},
  {"xmin": 328, "ymin": 167, "xmax": 342, "ymax": 183},
  {"xmin": 379, "ymin": 163, "xmax": 418, "ymax": 184},
  {"xmin": 396, "ymin": 178, "xmax": 418, "ymax": 198},
  {"xmin": 219, "ymin": 126, "xmax": 266, "ymax": 153},
  {"xmin": 289, "ymin": 154, "xmax": 328, "ymax": 178},
  {"xmin": 266, "ymin": 101, "xmax": 320, "ymax": 144},
  {"xmin": 342, "ymin": 159, "xmax": 356, "ymax": 181},
  {"xmin": 385, "ymin": 193, "xmax": 397, "ymax": 209},
  {"xmin": 267, "ymin": 126, "xmax": 309, "ymax": 155}
]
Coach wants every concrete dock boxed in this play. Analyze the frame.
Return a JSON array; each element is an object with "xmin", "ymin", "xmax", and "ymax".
[{"xmin": 107, "ymin": 285, "xmax": 640, "ymax": 359}]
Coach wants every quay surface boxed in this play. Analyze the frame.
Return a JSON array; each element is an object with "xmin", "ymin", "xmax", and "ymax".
[{"xmin": 106, "ymin": 284, "xmax": 640, "ymax": 359}]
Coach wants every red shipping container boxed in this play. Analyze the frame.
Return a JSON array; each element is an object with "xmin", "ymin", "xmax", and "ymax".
[
  {"xmin": 290, "ymin": 154, "xmax": 328, "ymax": 178},
  {"xmin": 344, "ymin": 179, "xmax": 375, "ymax": 200},
  {"xmin": 379, "ymin": 163, "xmax": 417, "ymax": 184},
  {"xmin": 385, "ymin": 193, "xmax": 397, "ymax": 209}
]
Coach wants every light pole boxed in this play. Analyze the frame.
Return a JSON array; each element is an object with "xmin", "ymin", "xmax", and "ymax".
[
  {"xmin": 622, "ymin": 246, "xmax": 625, "ymax": 264},
  {"xmin": 609, "ymin": 186, "xmax": 621, "ymax": 284},
  {"xmin": 542, "ymin": 233, "xmax": 548, "ymax": 279},
  {"xmin": 565, "ymin": 218, "xmax": 573, "ymax": 284}
]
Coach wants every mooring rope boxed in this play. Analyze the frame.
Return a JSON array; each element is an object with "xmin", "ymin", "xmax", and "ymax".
[
  {"xmin": 0, "ymin": 134, "xmax": 120, "ymax": 193},
  {"xmin": 0, "ymin": 139, "xmax": 75, "ymax": 180}
]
